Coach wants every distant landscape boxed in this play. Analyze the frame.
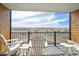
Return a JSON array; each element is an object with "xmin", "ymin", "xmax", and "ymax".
[{"xmin": 11, "ymin": 28, "xmax": 69, "ymax": 32}]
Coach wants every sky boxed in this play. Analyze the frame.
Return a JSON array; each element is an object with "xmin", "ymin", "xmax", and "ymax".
[{"xmin": 12, "ymin": 11, "xmax": 69, "ymax": 28}]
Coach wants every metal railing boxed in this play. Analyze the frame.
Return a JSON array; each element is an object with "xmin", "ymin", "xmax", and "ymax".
[
  {"xmin": 11, "ymin": 31, "xmax": 69, "ymax": 55},
  {"xmin": 11, "ymin": 32, "xmax": 29, "ymax": 43}
]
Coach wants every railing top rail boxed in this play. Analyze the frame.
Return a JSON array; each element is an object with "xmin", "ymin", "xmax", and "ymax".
[{"xmin": 11, "ymin": 31, "xmax": 69, "ymax": 33}]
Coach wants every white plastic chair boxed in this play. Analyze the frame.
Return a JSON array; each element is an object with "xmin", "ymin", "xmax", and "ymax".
[
  {"xmin": 0, "ymin": 34, "xmax": 23, "ymax": 56},
  {"xmin": 67, "ymin": 40, "xmax": 79, "ymax": 55},
  {"xmin": 60, "ymin": 40, "xmax": 79, "ymax": 55}
]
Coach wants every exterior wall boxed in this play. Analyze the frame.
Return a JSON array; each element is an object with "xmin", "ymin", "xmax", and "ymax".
[
  {"xmin": 0, "ymin": 4, "xmax": 10, "ymax": 54},
  {"xmin": 71, "ymin": 9, "xmax": 79, "ymax": 42}
]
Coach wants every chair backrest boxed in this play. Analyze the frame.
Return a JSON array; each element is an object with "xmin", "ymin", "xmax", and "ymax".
[
  {"xmin": 45, "ymin": 41, "xmax": 48, "ymax": 47},
  {"xmin": 31, "ymin": 36, "xmax": 45, "ymax": 56},
  {"xmin": 29, "ymin": 40, "xmax": 32, "ymax": 47},
  {"xmin": 0, "ymin": 34, "xmax": 8, "ymax": 45}
]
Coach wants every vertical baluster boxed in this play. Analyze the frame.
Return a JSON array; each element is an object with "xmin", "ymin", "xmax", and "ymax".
[
  {"xmin": 37, "ymin": 32, "xmax": 38, "ymax": 55},
  {"xmin": 28, "ymin": 32, "xmax": 30, "ymax": 44},
  {"xmin": 54, "ymin": 31, "xmax": 56, "ymax": 46},
  {"xmin": 20, "ymin": 32, "xmax": 21, "ymax": 41},
  {"xmin": 36, "ymin": 32, "xmax": 37, "ymax": 55}
]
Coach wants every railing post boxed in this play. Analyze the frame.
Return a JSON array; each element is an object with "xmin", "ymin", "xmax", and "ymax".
[
  {"xmin": 28, "ymin": 31, "xmax": 30, "ymax": 44},
  {"xmin": 54, "ymin": 31, "xmax": 56, "ymax": 46},
  {"xmin": 69, "ymin": 12, "xmax": 71, "ymax": 40}
]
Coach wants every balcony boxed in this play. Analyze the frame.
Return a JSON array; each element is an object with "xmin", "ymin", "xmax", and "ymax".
[
  {"xmin": 9, "ymin": 31, "xmax": 77, "ymax": 56},
  {"xmin": 0, "ymin": 3, "xmax": 79, "ymax": 56}
]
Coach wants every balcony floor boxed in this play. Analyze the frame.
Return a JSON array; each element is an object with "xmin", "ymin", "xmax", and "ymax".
[
  {"xmin": 17, "ymin": 44, "xmax": 78, "ymax": 56},
  {"xmin": 44, "ymin": 45, "xmax": 65, "ymax": 56}
]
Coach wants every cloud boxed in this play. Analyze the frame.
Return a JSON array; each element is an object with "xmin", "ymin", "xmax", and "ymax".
[
  {"xmin": 12, "ymin": 13, "xmax": 55, "ymax": 27},
  {"xmin": 12, "ymin": 11, "xmax": 69, "ymax": 28},
  {"xmin": 21, "ymin": 14, "xmax": 54, "ymax": 23},
  {"xmin": 29, "ymin": 19, "xmax": 68, "ymax": 28},
  {"xmin": 12, "ymin": 11, "xmax": 44, "ymax": 19}
]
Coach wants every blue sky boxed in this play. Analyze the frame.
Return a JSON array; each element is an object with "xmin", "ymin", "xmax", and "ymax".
[{"xmin": 12, "ymin": 11, "xmax": 69, "ymax": 28}]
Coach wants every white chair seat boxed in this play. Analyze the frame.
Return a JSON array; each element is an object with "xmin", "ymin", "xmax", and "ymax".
[
  {"xmin": 19, "ymin": 44, "xmax": 30, "ymax": 49},
  {"xmin": 19, "ymin": 40, "xmax": 32, "ymax": 49},
  {"xmin": 9, "ymin": 44, "xmax": 20, "ymax": 51}
]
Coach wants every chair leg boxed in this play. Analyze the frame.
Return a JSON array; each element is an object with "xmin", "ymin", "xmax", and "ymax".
[
  {"xmin": 77, "ymin": 51, "xmax": 79, "ymax": 56},
  {"xmin": 71, "ymin": 47, "xmax": 74, "ymax": 56}
]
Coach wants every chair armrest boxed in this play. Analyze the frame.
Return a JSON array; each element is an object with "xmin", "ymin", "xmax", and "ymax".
[
  {"xmin": 6, "ymin": 38, "xmax": 23, "ymax": 46},
  {"xmin": 67, "ymin": 40, "xmax": 76, "ymax": 44},
  {"xmin": 6, "ymin": 38, "xmax": 18, "ymax": 42},
  {"xmin": 6, "ymin": 41, "xmax": 22, "ymax": 46}
]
